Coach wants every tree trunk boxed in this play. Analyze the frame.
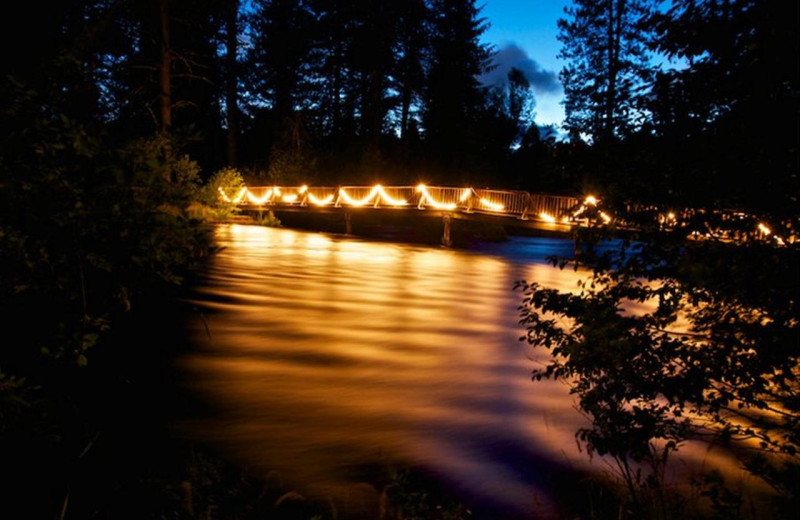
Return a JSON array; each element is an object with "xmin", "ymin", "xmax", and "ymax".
[
  {"xmin": 225, "ymin": 0, "xmax": 239, "ymax": 167},
  {"xmin": 160, "ymin": 0, "xmax": 171, "ymax": 133}
]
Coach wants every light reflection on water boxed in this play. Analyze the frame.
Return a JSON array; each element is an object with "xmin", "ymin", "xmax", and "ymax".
[{"xmin": 179, "ymin": 224, "xmax": 747, "ymax": 518}]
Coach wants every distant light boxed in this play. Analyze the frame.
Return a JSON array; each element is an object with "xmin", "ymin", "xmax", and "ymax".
[
  {"xmin": 667, "ymin": 212, "xmax": 676, "ymax": 220},
  {"xmin": 539, "ymin": 212, "xmax": 556, "ymax": 223},
  {"xmin": 282, "ymin": 194, "xmax": 298, "ymax": 203},
  {"xmin": 299, "ymin": 185, "xmax": 308, "ymax": 194},
  {"xmin": 584, "ymin": 195, "xmax": 598, "ymax": 206},
  {"xmin": 599, "ymin": 211, "xmax": 612, "ymax": 223},
  {"xmin": 758, "ymin": 223, "xmax": 771, "ymax": 235}
]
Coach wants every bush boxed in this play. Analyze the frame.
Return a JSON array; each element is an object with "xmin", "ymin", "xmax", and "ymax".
[{"xmin": 201, "ymin": 167, "xmax": 246, "ymax": 220}]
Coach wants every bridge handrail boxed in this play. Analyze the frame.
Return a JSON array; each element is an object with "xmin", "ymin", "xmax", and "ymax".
[{"xmin": 222, "ymin": 184, "xmax": 795, "ymax": 245}]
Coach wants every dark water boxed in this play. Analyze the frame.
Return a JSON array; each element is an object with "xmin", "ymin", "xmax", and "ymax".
[{"xmin": 179, "ymin": 224, "xmax": 748, "ymax": 517}]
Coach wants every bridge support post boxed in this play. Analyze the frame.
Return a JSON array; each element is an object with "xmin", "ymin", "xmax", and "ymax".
[
  {"xmin": 442, "ymin": 213, "xmax": 452, "ymax": 247},
  {"xmin": 344, "ymin": 210, "xmax": 352, "ymax": 235}
]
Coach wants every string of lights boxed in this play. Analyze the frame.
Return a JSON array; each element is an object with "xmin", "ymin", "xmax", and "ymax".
[{"xmin": 216, "ymin": 184, "xmax": 788, "ymax": 244}]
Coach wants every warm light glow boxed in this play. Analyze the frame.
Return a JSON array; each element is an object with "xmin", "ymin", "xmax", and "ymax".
[
  {"xmin": 339, "ymin": 186, "xmax": 381, "ymax": 206},
  {"xmin": 376, "ymin": 186, "xmax": 408, "ymax": 206},
  {"xmin": 215, "ymin": 184, "xmax": 793, "ymax": 246},
  {"xmin": 417, "ymin": 184, "xmax": 457, "ymax": 210},
  {"xmin": 218, "ymin": 186, "xmax": 247, "ymax": 204},
  {"xmin": 479, "ymin": 198, "xmax": 504, "ymax": 212},
  {"xmin": 308, "ymin": 193, "xmax": 334, "ymax": 206},
  {"xmin": 339, "ymin": 185, "xmax": 408, "ymax": 206},
  {"xmin": 245, "ymin": 188, "xmax": 272, "ymax": 204}
]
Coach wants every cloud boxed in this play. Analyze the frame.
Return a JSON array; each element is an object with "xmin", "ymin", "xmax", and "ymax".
[{"xmin": 480, "ymin": 43, "xmax": 561, "ymax": 95}]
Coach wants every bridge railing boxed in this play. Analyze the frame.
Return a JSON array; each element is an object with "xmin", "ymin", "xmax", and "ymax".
[
  {"xmin": 236, "ymin": 185, "xmax": 584, "ymax": 223},
  {"xmin": 472, "ymin": 189, "xmax": 530, "ymax": 217},
  {"xmin": 527, "ymin": 193, "xmax": 581, "ymax": 221}
]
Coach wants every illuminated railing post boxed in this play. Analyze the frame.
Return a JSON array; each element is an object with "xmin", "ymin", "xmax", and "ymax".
[{"xmin": 520, "ymin": 193, "xmax": 531, "ymax": 221}]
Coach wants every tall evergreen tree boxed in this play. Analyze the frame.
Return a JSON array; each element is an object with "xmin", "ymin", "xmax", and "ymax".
[
  {"xmin": 224, "ymin": 0, "xmax": 240, "ymax": 167},
  {"xmin": 558, "ymin": 0, "xmax": 655, "ymax": 143},
  {"xmin": 392, "ymin": 0, "xmax": 430, "ymax": 142},
  {"xmin": 423, "ymin": 0, "xmax": 493, "ymax": 175},
  {"xmin": 646, "ymin": 0, "xmax": 799, "ymax": 215}
]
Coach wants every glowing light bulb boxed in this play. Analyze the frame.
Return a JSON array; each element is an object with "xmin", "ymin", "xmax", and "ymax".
[
  {"xmin": 376, "ymin": 186, "xmax": 408, "ymax": 206},
  {"xmin": 219, "ymin": 186, "xmax": 248, "ymax": 203},
  {"xmin": 667, "ymin": 212, "xmax": 676, "ymax": 220},
  {"xmin": 246, "ymin": 188, "xmax": 272, "ymax": 204},
  {"xmin": 217, "ymin": 186, "xmax": 232, "ymax": 203},
  {"xmin": 417, "ymin": 184, "xmax": 457, "ymax": 210},
  {"xmin": 308, "ymin": 193, "xmax": 334, "ymax": 205},
  {"xmin": 479, "ymin": 198, "xmax": 504, "ymax": 212},
  {"xmin": 339, "ymin": 186, "xmax": 381, "ymax": 206}
]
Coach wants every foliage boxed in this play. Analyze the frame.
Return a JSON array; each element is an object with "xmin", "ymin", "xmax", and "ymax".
[
  {"xmin": 558, "ymin": 0, "xmax": 656, "ymax": 143},
  {"xmin": 516, "ymin": 225, "xmax": 799, "ymax": 516},
  {"xmin": 642, "ymin": 0, "xmax": 799, "ymax": 215},
  {"xmin": 253, "ymin": 209, "xmax": 281, "ymax": 228},
  {"xmin": 0, "ymin": 76, "xmax": 216, "ymax": 517},
  {"xmin": 0, "ymin": 82, "xmax": 213, "ymax": 368},
  {"xmin": 201, "ymin": 167, "xmax": 246, "ymax": 220},
  {"xmin": 386, "ymin": 469, "xmax": 472, "ymax": 520}
]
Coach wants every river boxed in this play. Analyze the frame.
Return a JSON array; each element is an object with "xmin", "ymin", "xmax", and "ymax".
[{"xmin": 177, "ymin": 224, "xmax": 750, "ymax": 518}]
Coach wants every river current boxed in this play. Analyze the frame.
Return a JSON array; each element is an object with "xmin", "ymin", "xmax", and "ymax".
[{"xmin": 178, "ymin": 224, "xmax": 751, "ymax": 518}]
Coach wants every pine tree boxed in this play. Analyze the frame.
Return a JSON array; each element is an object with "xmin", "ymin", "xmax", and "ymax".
[
  {"xmin": 558, "ymin": 0, "xmax": 655, "ymax": 143},
  {"xmin": 646, "ymin": 0, "xmax": 799, "ymax": 215},
  {"xmin": 423, "ymin": 0, "xmax": 493, "ymax": 174}
]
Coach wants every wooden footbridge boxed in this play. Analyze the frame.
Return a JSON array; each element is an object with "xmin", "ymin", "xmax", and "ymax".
[
  {"xmin": 218, "ymin": 184, "xmax": 793, "ymax": 247},
  {"xmin": 219, "ymin": 184, "xmax": 596, "ymax": 245}
]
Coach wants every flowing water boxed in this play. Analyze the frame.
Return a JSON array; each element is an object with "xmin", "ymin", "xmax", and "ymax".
[{"xmin": 178, "ymin": 224, "xmax": 751, "ymax": 518}]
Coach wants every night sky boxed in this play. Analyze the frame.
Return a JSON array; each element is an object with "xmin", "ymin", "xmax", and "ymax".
[{"xmin": 480, "ymin": 0, "xmax": 571, "ymax": 128}]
